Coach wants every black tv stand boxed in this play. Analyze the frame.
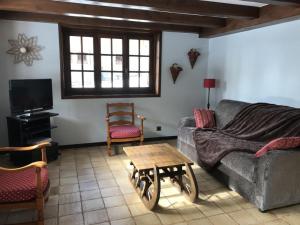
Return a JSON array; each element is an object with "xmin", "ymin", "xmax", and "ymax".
[
  {"xmin": 17, "ymin": 112, "xmax": 58, "ymax": 121},
  {"xmin": 7, "ymin": 112, "xmax": 59, "ymax": 166}
]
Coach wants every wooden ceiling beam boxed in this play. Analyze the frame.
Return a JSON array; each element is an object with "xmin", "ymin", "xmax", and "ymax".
[
  {"xmin": 0, "ymin": 0, "xmax": 226, "ymax": 28},
  {"xmin": 199, "ymin": 5, "xmax": 300, "ymax": 37},
  {"xmin": 0, "ymin": 11, "xmax": 202, "ymax": 33},
  {"xmin": 241, "ymin": 0, "xmax": 300, "ymax": 6},
  {"xmin": 89, "ymin": 0, "xmax": 259, "ymax": 19}
]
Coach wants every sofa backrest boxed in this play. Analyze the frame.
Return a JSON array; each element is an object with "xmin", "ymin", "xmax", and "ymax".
[{"xmin": 215, "ymin": 99, "xmax": 250, "ymax": 128}]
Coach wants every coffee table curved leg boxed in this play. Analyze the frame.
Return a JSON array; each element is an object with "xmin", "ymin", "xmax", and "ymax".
[
  {"xmin": 183, "ymin": 163, "xmax": 198, "ymax": 202},
  {"xmin": 141, "ymin": 166, "xmax": 160, "ymax": 210}
]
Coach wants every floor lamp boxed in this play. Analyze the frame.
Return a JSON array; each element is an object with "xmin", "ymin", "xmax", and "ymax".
[{"xmin": 203, "ymin": 79, "xmax": 216, "ymax": 109}]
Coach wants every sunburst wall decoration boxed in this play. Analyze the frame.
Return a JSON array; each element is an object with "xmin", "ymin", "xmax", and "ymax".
[{"xmin": 7, "ymin": 33, "xmax": 44, "ymax": 66}]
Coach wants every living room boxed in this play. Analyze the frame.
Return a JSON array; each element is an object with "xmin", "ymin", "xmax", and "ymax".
[{"xmin": 0, "ymin": 1, "xmax": 300, "ymax": 225}]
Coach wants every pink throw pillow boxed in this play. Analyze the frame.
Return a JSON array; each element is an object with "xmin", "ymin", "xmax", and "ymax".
[
  {"xmin": 255, "ymin": 137, "xmax": 300, "ymax": 157},
  {"xmin": 193, "ymin": 109, "xmax": 216, "ymax": 128}
]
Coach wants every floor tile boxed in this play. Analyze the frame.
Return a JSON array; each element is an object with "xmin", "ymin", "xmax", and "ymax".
[
  {"xmin": 79, "ymin": 181, "xmax": 99, "ymax": 191},
  {"xmin": 188, "ymin": 218, "xmax": 213, "ymax": 225},
  {"xmin": 107, "ymin": 205, "xmax": 131, "ymax": 221},
  {"xmin": 111, "ymin": 217, "xmax": 135, "ymax": 225},
  {"xmin": 47, "ymin": 195, "xmax": 59, "ymax": 206},
  {"xmin": 59, "ymin": 192, "xmax": 81, "ymax": 204},
  {"xmin": 82, "ymin": 198, "xmax": 105, "ymax": 212},
  {"xmin": 156, "ymin": 209, "xmax": 185, "ymax": 225},
  {"xmin": 208, "ymin": 214, "xmax": 238, "ymax": 225},
  {"xmin": 197, "ymin": 201, "xmax": 224, "ymax": 217},
  {"xmin": 103, "ymin": 195, "xmax": 126, "ymax": 208},
  {"xmin": 128, "ymin": 202, "xmax": 150, "ymax": 217},
  {"xmin": 98, "ymin": 178, "xmax": 118, "ymax": 189},
  {"xmin": 44, "ymin": 205, "xmax": 59, "ymax": 219},
  {"xmin": 134, "ymin": 213, "xmax": 161, "ymax": 225},
  {"xmin": 123, "ymin": 193, "xmax": 142, "ymax": 205},
  {"xmin": 246, "ymin": 208, "xmax": 276, "ymax": 223},
  {"xmin": 45, "ymin": 218, "xmax": 58, "ymax": 225},
  {"xmin": 60, "ymin": 176, "xmax": 78, "ymax": 185},
  {"xmin": 59, "ymin": 213, "xmax": 84, "ymax": 225},
  {"xmin": 59, "ymin": 202, "xmax": 82, "ymax": 216},
  {"xmin": 84, "ymin": 209, "xmax": 109, "ymax": 225},
  {"xmin": 101, "ymin": 187, "xmax": 122, "ymax": 197},
  {"xmin": 229, "ymin": 210, "xmax": 258, "ymax": 225},
  {"xmin": 81, "ymin": 189, "xmax": 102, "ymax": 201},
  {"xmin": 177, "ymin": 206, "xmax": 205, "ymax": 221},
  {"xmin": 59, "ymin": 184, "xmax": 79, "ymax": 194},
  {"xmin": 60, "ymin": 170, "xmax": 77, "ymax": 178},
  {"xmin": 78, "ymin": 175, "xmax": 96, "ymax": 183}
]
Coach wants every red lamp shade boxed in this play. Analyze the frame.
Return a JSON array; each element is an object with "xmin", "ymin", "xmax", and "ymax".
[{"xmin": 203, "ymin": 79, "xmax": 216, "ymax": 88}]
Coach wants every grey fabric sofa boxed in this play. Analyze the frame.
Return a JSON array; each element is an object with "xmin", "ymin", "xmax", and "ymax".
[{"xmin": 177, "ymin": 99, "xmax": 300, "ymax": 211}]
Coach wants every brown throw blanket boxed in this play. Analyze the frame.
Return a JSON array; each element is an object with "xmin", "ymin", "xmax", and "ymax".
[{"xmin": 193, "ymin": 103, "xmax": 300, "ymax": 169}]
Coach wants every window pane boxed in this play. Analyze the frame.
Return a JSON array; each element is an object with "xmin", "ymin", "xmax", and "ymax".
[
  {"xmin": 83, "ymin": 72, "xmax": 95, "ymax": 88},
  {"xmin": 82, "ymin": 37, "xmax": 93, "ymax": 54},
  {"xmin": 129, "ymin": 73, "xmax": 139, "ymax": 88},
  {"xmin": 70, "ymin": 36, "xmax": 81, "ymax": 53},
  {"xmin": 129, "ymin": 39, "xmax": 139, "ymax": 55},
  {"xmin": 71, "ymin": 71, "xmax": 82, "ymax": 88},
  {"xmin": 140, "ymin": 40, "xmax": 149, "ymax": 56},
  {"xmin": 101, "ymin": 38, "xmax": 111, "ymax": 54},
  {"xmin": 113, "ymin": 72, "xmax": 123, "ymax": 88},
  {"xmin": 112, "ymin": 39, "xmax": 122, "ymax": 54},
  {"xmin": 129, "ymin": 56, "xmax": 139, "ymax": 71},
  {"xmin": 140, "ymin": 73, "xmax": 149, "ymax": 87},
  {"xmin": 71, "ymin": 54, "xmax": 82, "ymax": 70},
  {"xmin": 112, "ymin": 56, "xmax": 123, "ymax": 71},
  {"xmin": 101, "ymin": 56, "xmax": 111, "ymax": 70},
  {"xmin": 140, "ymin": 57, "xmax": 149, "ymax": 71},
  {"xmin": 101, "ymin": 72, "xmax": 112, "ymax": 88},
  {"xmin": 83, "ymin": 55, "xmax": 94, "ymax": 70}
]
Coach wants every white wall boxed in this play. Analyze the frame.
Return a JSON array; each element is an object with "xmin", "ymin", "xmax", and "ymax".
[
  {"xmin": 208, "ymin": 20, "xmax": 300, "ymax": 108},
  {"xmin": 0, "ymin": 20, "xmax": 208, "ymax": 146}
]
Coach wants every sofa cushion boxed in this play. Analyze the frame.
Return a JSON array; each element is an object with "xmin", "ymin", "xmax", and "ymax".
[
  {"xmin": 220, "ymin": 152, "xmax": 257, "ymax": 182},
  {"xmin": 0, "ymin": 167, "xmax": 49, "ymax": 203},
  {"xmin": 215, "ymin": 100, "xmax": 250, "ymax": 129},
  {"xmin": 110, "ymin": 125, "xmax": 141, "ymax": 139},
  {"xmin": 193, "ymin": 109, "xmax": 216, "ymax": 128}
]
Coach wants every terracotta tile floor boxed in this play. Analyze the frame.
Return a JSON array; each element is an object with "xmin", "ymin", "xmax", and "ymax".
[{"xmin": 1, "ymin": 139, "xmax": 300, "ymax": 225}]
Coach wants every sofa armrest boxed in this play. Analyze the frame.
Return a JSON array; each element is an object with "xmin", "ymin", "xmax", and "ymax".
[
  {"xmin": 178, "ymin": 117, "xmax": 195, "ymax": 130},
  {"xmin": 255, "ymin": 149, "xmax": 300, "ymax": 211}
]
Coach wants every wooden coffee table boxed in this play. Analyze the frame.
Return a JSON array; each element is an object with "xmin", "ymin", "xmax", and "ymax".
[{"xmin": 123, "ymin": 143, "xmax": 198, "ymax": 210}]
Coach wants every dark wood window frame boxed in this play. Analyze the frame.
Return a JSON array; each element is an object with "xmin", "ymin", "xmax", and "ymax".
[{"xmin": 59, "ymin": 26, "xmax": 162, "ymax": 99}]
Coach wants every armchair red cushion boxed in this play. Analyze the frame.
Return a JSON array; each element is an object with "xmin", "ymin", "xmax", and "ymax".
[
  {"xmin": 110, "ymin": 125, "xmax": 141, "ymax": 139},
  {"xmin": 0, "ymin": 167, "xmax": 49, "ymax": 203}
]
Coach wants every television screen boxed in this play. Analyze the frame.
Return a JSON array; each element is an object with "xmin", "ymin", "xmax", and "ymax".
[{"xmin": 9, "ymin": 79, "xmax": 53, "ymax": 115}]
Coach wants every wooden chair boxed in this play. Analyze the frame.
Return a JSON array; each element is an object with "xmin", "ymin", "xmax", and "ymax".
[
  {"xmin": 106, "ymin": 103, "xmax": 145, "ymax": 156},
  {"xmin": 0, "ymin": 142, "xmax": 51, "ymax": 225}
]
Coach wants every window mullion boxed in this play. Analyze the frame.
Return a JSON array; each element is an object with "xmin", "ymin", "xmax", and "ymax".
[
  {"xmin": 94, "ymin": 35, "xmax": 101, "ymax": 91},
  {"xmin": 123, "ymin": 36, "xmax": 129, "ymax": 90},
  {"xmin": 80, "ymin": 36, "xmax": 84, "ymax": 88}
]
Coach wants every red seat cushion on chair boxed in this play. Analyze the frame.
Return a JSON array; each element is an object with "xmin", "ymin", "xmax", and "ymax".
[
  {"xmin": 110, "ymin": 125, "xmax": 141, "ymax": 139},
  {"xmin": 0, "ymin": 167, "xmax": 49, "ymax": 203}
]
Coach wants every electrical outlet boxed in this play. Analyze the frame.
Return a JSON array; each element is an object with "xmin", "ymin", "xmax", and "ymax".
[{"xmin": 156, "ymin": 126, "xmax": 162, "ymax": 131}]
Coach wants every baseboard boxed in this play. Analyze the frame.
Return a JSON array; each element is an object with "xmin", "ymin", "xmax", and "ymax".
[{"xmin": 59, "ymin": 136, "xmax": 177, "ymax": 149}]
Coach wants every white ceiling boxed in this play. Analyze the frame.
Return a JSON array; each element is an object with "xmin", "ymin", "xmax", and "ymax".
[{"xmin": 202, "ymin": 0, "xmax": 267, "ymax": 7}]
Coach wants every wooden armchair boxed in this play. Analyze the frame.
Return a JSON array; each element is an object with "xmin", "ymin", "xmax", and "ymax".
[
  {"xmin": 0, "ymin": 142, "xmax": 51, "ymax": 225},
  {"xmin": 106, "ymin": 103, "xmax": 145, "ymax": 156}
]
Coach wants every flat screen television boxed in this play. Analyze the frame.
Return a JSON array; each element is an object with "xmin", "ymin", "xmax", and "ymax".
[{"xmin": 9, "ymin": 79, "xmax": 53, "ymax": 115}]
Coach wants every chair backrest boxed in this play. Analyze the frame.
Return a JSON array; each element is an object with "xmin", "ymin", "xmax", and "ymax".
[{"xmin": 107, "ymin": 103, "xmax": 135, "ymax": 126}]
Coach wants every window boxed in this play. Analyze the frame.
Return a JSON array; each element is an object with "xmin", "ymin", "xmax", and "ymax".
[{"xmin": 60, "ymin": 27, "xmax": 161, "ymax": 98}]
